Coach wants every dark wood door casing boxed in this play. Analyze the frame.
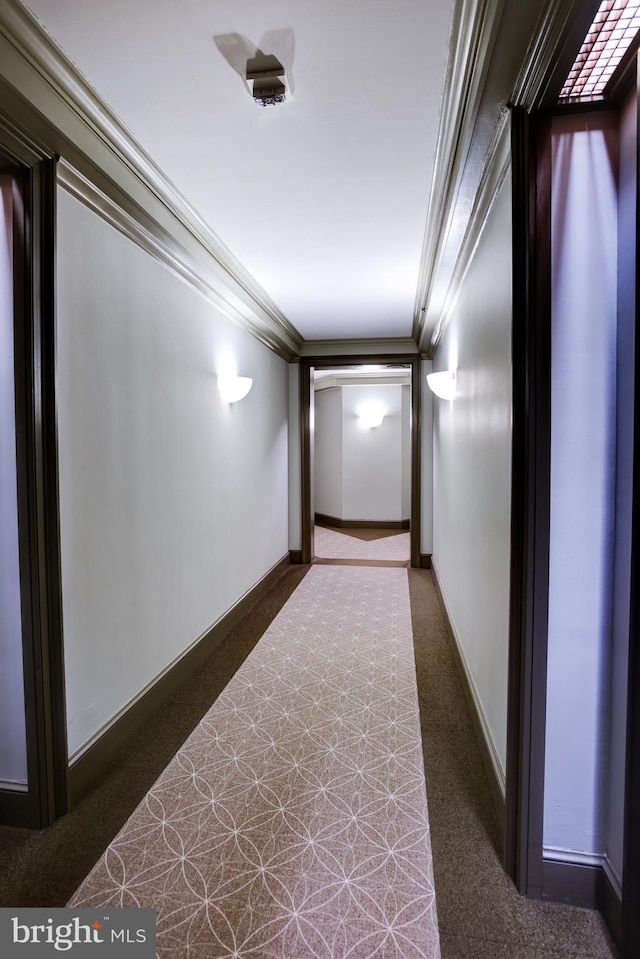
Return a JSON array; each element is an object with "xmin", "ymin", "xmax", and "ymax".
[{"xmin": 299, "ymin": 355, "xmax": 421, "ymax": 568}]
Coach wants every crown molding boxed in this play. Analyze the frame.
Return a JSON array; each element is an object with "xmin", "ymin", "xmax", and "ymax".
[
  {"xmin": 299, "ymin": 338, "xmax": 419, "ymax": 359},
  {"xmin": 0, "ymin": 0, "xmax": 302, "ymax": 361},
  {"xmin": 56, "ymin": 160, "xmax": 302, "ymax": 360},
  {"xmin": 414, "ymin": 0, "xmax": 568, "ymax": 355},
  {"xmin": 413, "ymin": 0, "xmax": 507, "ymax": 350},
  {"xmin": 429, "ymin": 106, "xmax": 511, "ymax": 353}
]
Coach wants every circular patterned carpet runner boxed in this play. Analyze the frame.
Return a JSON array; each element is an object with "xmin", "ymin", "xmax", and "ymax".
[{"xmin": 69, "ymin": 566, "xmax": 440, "ymax": 958}]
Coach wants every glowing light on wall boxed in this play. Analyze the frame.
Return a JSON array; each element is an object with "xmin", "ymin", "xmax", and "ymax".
[
  {"xmin": 358, "ymin": 404, "xmax": 385, "ymax": 429},
  {"xmin": 218, "ymin": 376, "xmax": 253, "ymax": 404},
  {"xmin": 427, "ymin": 370, "xmax": 457, "ymax": 401}
]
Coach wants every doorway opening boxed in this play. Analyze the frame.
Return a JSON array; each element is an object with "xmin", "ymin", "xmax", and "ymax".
[
  {"xmin": 300, "ymin": 355, "xmax": 422, "ymax": 568},
  {"xmin": 0, "ymin": 171, "xmax": 29, "ymax": 801},
  {"xmin": 0, "ymin": 140, "xmax": 66, "ymax": 829}
]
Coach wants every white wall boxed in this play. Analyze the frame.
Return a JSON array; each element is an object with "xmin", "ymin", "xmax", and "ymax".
[
  {"xmin": 314, "ymin": 387, "xmax": 343, "ymax": 519},
  {"xmin": 544, "ymin": 114, "xmax": 618, "ymax": 858},
  {"xmin": 0, "ymin": 175, "xmax": 28, "ymax": 788},
  {"xmin": 57, "ymin": 188, "xmax": 290, "ymax": 760},
  {"xmin": 314, "ymin": 383, "xmax": 410, "ymax": 523},
  {"xmin": 342, "ymin": 384, "xmax": 406, "ymax": 522},
  {"xmin": 431, "ymin": 172, "xmax": 513, "ymax": 784}
]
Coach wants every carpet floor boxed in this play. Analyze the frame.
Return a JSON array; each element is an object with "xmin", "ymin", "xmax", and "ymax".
[
  {"xmin": 68, "ymin": 566, "xmax": 440, "ymax": 959},
  {"xmin": 0, "ymin": 562, "xmax": 618, "ymax": 958},
  {"xmin": 314, "ymin": 526, "xmax": 410, "ymax": 562}
]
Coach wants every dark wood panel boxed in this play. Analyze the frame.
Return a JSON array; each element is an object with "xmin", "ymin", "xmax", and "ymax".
[
  {"xmin": 505, "ymin": 108, "xmax": 553, "ymax": 898},
  {"xmin": 542, "ymin": 860, "xmax": 601, "ymax": 909},
  {"xmin": 622, "ymin": 52, "xmax": 640, "ymax": 959},
  {"xmin": 0, "ymin": 151, "xmax": 66, "ymax": 830}
]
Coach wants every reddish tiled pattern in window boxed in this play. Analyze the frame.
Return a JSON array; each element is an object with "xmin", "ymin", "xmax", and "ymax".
[{"xmin": 560, "ymin": 0, "xmax": 640, "ymax": 99}]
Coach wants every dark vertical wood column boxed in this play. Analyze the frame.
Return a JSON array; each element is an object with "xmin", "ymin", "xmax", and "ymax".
[
  {"xmin": 621, "ymin": 52, "xmax": 640, "ymax": 959},
  {"xmin": 505, "ymin": 107, "xmax": 552, "ymax": 898}
]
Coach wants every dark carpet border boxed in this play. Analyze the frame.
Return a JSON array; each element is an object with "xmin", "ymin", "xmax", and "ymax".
[{"xmin": 68, "ymin": 554, "xmax": 294, "ymax": 806}]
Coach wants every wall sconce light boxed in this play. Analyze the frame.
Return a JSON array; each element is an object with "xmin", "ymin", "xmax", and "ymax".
[
  {"xmin": 358, "ymin": 406, "xmax": 385, "ymax": 429},
  {"xmin": 218, "ymin": 375, "xmax": 253, "ymax": 404},
  {"xmin": 427, "ymin": 370, "xmax": 457, "ymax": 401}
]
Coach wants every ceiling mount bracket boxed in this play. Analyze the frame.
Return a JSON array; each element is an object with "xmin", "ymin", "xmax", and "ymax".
[{"xmin": 246, "ymin": 53, "xmax": 287, "ymax": 106}]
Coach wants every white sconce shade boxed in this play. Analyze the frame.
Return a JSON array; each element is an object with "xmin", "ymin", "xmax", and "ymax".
[
  {"xmin": 358, "ymin": 406, "xmax": 385, "ymax": 429},
  {"xmin": 427, "ymin": 370, "xmax": 457, "ymax": 401},
  {"xmin": 218, "ymin": 375, "xmax": 253, "ymax": 404}
]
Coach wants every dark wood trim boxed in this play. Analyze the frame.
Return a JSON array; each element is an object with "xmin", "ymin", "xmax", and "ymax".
[
  {"xmin": 431, "ymin": 563, "xmax": 506, "ymax": 839},
  {"xmin": 535, "ymin": 0, "xmax": 603, "ymax": 112},
  {"xmin": 36, "ymin": 156, "xmax": 67, "ymax": 825},
  {"xmin": 622, "ymin": 52, "xmax": 640, "ymax": 959},
  {"xmin": 604, "ymin": 28, "xmax": 640, "ymax": 107},
  {"xmin": 410, "ymin": 356, "xmax": 421, "ymax": 570},
  {"xmin": 0, "ymin": 789, "xmax": 33, "ymax": 829},
  {"xmin": 0, "ymin": 151, "xmax": 67, "ymax": 830},
  {"xmin": 553, "ymin": 98, "xmax": 613, "ymax": 116},
  {"xmin": 300, "ymin": 360, "xmax": 313, "ymax": 564},
  {"xmin": 300, "ymin": 355, "xmax": 421, "ymax": 568},
  {"xmin": 419, "ymin": 554, "xmax": 432, "ymax": 569},
  {"xmin": 542, "ymin": 859, "xmax": 601, "ymax": 909},
  {"xmin": 315, "ymin": 513, "xmax": 409, "ymax": 530},
  {"xmin": 68, "ymin": 553, "xmax": 293, "ymax": 806},
  {"xmin": 602, "ymin": 864, "xmax": 623, "ymax": 953},
  {"xmin": 505, "ymin": 107, "xmax": 553, "ymax": 898},
  {"xmin": 542, "ymin": 856, "xmax": 622, "ymax": 950},
  {"xmin": 289, "ymin": 549, "xmax": 304, "ymax": 565}
]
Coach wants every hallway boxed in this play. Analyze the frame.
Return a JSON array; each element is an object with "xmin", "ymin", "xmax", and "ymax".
[{"xmin": 0, "ymin": 564, "xmax": 617, "ymax": 958}]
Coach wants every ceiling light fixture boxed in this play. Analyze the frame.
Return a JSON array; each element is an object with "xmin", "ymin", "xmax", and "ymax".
[
  {"xmin": 560, "ymin": 0, "xmax": 640, "ymax": 100},
  {"xmin": 246, "ymin": 54, "xmax": 287, "ymax": 106},
  {"xmin": 427, "ymin": 370, "xmax": 457, "ymax": 401},
  {"xmin": 218, "ymin": 375, "xmax": 253, "ymax": 404}
]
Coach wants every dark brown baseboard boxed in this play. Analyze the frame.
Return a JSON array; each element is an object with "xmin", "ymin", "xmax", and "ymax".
[
  {"xmin": 542, "ymin": 859, "xmax": 601, "ymax": 909},
  {"xmin": 0, "ymin": 788, "xmax": 39, "ymax": 829},
  {"xmin": 542, "ymin": 857, "xmax": 622, "ymax": 951},
  {"xmin": 431, "ymin": 562, "xmax": 506, "ymax": 842},
  {"xmin": 68, "ymin": 554, "xmax": 292, "ymax": 807},
  {"xmin": 420, "ymin": 554, "xmax": 432, "ymax": 569},
  {"xmin": 601, "ymin": 864, "xmax": 623, "ymax": 951},
  {"xmin": 315, "ymin": 513, "xmax": 410, "ymax": 530},
  {"xmin": 289, "ymin": 549, "xmax": 304, "ymax": 564}
]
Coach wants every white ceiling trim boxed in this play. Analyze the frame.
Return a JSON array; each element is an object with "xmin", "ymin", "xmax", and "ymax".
[
  {"xmin": 57, "ymin": 159, "xmax": 301, "ymax": 359},
  {"xmin": 429, "ymin": 107, "xmax": 511, "ymax": 352},
  {"xmin": 413, "ymin": 0, "xmax": 508, "ymax": 352},
  {"xmin": 314, "ymin": 373, "xmax": 411, "ymax": 392},
  {"xmin": 413, "ymin": 0, "xmax": 579, "ymax": 355},
  {"xmin": 0, "ymin": 0, "xmax": 302, "ymax": 360}
]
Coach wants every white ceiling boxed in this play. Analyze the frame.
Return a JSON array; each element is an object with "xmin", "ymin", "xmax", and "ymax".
[{"xmin": 23, "ymin": 0, "xmax": 454, "ymax": 343}]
